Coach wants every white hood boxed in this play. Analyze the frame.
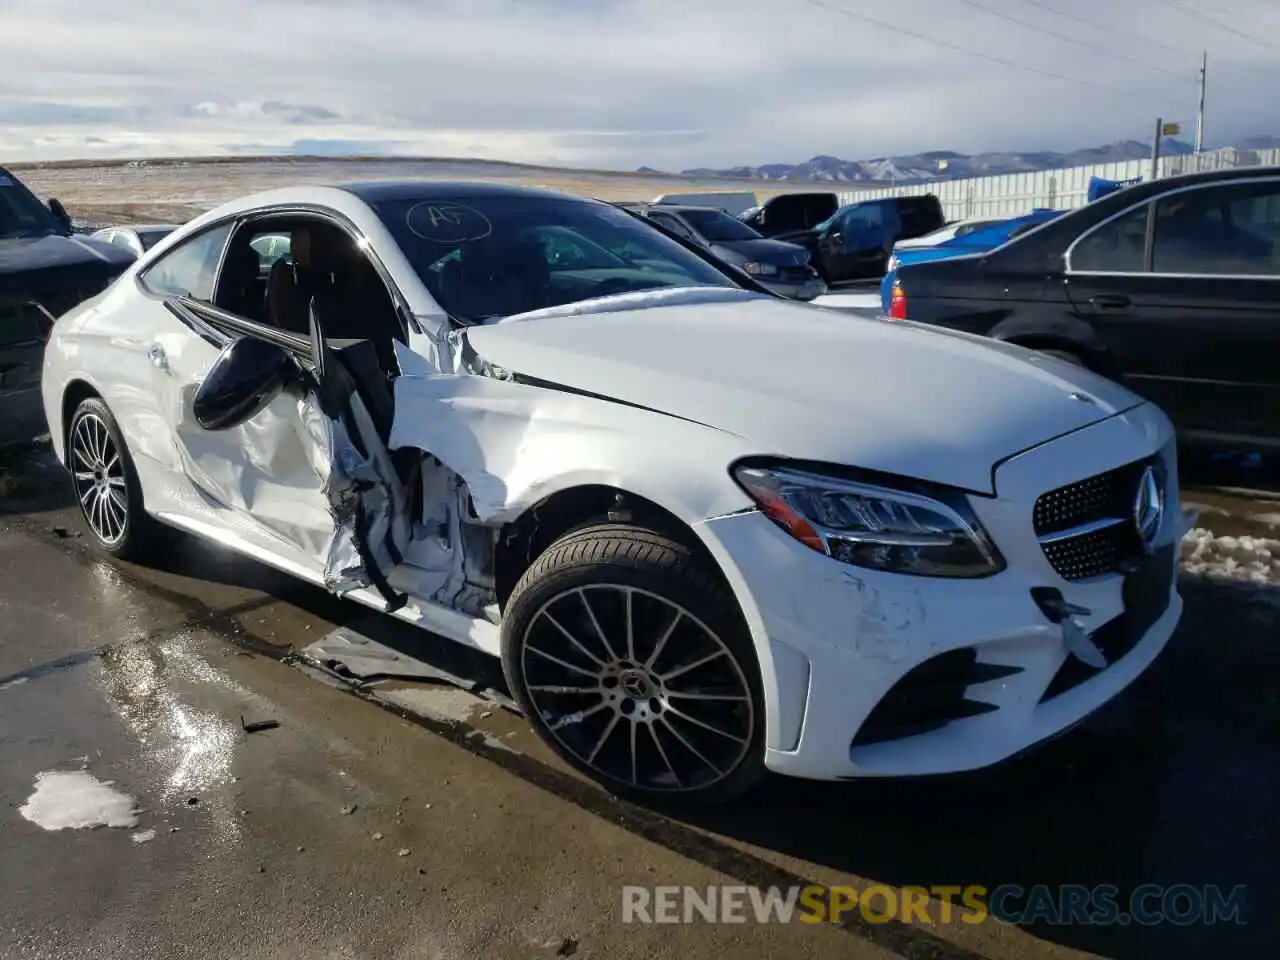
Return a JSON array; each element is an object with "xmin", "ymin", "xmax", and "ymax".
[{"xmin": 463, "ymin": 296, "xmax": 1143, "ymax": 493}]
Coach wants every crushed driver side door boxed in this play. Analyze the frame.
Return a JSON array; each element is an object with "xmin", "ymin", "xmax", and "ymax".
[{"xmin": 153, "ymin": 297, "xmax": 414, "ymax": 610}]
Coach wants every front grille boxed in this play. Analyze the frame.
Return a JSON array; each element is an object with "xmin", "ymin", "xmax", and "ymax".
[
  {"xmin": 1033, "ymin": 457, "xmax": 1156, "ymax": 581},
  {"xmin": 1038, "ymin": 543, "xmax": 1176, "ymax": 701}
]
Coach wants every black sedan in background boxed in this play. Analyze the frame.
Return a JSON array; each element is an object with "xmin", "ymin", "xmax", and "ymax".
[
  {"xmin": 889, "ymin": 165, "xmax": 1280, "ymax": 451},
  {"xmin": 621, "ymin": 203, "xmax": 827, "ymax": 300}
]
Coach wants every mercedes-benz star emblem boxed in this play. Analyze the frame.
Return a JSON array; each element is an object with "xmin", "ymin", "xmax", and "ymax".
[{"xmin": 1133, "ymin": 465, "xmax": 1165, "ymax": 552}]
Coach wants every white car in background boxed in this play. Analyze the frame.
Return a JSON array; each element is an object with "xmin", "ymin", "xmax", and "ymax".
[
  {"xmin": 891, "ymin": 216, "xmax": 1006, "ymax": 252},
  {"xmin": 42, "ymin": 181, "xmax": 1187, "ymax": 803},
  {"xmin": 89, "ymin": 223, "xmax": 181, "ymax": 258}
]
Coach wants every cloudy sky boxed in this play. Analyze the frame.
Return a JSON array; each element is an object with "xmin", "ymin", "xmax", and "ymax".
[{"xmin": 2, "ymin": 0, "xmax": 1279, "ymax": 170}]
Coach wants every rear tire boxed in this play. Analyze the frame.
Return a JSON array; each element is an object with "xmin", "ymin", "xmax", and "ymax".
[
  {"xmin": 66, "ymin": 397, "xmax": 162, "ymax": 560},
  {"xmin": 501, "ymin": 523, "xmax": 767, "ymax": 805}
]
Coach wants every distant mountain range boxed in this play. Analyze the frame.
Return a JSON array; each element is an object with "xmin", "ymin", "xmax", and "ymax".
[{"xmin": 666, "ymin": 136, "xmax": 1280, "ymax": 184}]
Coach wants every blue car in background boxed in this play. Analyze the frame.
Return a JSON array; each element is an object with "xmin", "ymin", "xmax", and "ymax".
[{"xmin": 880, "ymin": 208, "xmax": 1065, "ymax": 314}]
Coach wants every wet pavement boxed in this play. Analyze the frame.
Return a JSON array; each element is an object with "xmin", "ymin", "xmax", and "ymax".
[{"xmin": 1, "ymin": 457, "xmax": 1278, "ymax": 960}]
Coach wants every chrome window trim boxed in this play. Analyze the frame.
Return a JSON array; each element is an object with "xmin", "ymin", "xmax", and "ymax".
[
  {"xmin": 1064, "ymin": 173, "xmax": 1280, "ymax": 279},
  {"xmin": 136, "ymin": 203, "xmax": 418, "ymax": 337}
]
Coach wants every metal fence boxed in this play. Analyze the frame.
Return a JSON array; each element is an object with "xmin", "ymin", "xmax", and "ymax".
[{"xmin": 833, "ymin": 147, "xmax": 1280, "ymax": 220}]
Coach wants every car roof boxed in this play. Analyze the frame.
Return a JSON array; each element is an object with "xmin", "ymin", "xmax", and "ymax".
[
  {"xmin": 335, "ymin": 179, "xmax": 591, "ymax": 204},
  {"xmin": 1081, "ymin": 164, "xmax": 1280, "ymax": 206},
  {"xmin": 622, "ymin": 203, "xmax": 727, "ymax": 214}
]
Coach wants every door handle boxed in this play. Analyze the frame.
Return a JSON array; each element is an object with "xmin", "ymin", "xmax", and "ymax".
[
  {"xmin": 1088, "ymin": 294, "xmax": 1132, "ymax": 311},
  {"xmin": 148, "ymin": 343, "xmax": 169, "ymax": 371}
]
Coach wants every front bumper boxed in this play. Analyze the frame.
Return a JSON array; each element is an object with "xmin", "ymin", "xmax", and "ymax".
[{"xmin": 698, "ymin": 403, "xmax": 1184, "ymax": 781}]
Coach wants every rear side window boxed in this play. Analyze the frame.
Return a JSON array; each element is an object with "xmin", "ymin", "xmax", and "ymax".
[
  {"xmin": 763, "ymin": 194, "xmax": 838, "ymax": 231},
  {"xmin": 1152, "ymin": 181, "xmax": 1280, "ymax": 276},
  {"xmin": 897, "ymin": 197, "xmax": 944, "ymax": 235},
  {"xmin": 648, "ymin": 211, "xmax": 699, "ymax": 242},
  {"xmin": 139, "ymin": 223, "xmax": 233, "ymax": 299},
  {"xmin": 1069, "ymin": 205, "xmax": 1148, "ymax": 272}
]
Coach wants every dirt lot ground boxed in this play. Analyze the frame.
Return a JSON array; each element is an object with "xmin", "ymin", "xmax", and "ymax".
[
  {"xmin": 12, "ymin": 157, "xmax": 806, "ymax": 226},
  {"xmin": 1, "ymin": 447, "xmax": 1277, "ymax": 960}
]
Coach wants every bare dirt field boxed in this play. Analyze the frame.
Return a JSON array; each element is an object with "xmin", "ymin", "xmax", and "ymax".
[{"xmin": 11, "ymin": 156, "xmax": 807, "ymax": 226}]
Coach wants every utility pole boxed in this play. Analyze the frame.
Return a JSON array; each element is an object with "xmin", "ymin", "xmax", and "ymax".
[
  {"xmin": 1194, "ymin": 51, "xmax": 1207, "ymax": 155},
  {"xmin": 1151, "ymin": 116, "xmax": 1163, "ymax": 181}
]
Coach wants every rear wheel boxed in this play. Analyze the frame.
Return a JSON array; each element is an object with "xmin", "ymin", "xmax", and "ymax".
[
  {"xmin": 67, "ymin": 397, "xmax": 161, "ymax": 560},
  {"xmin": 501, "ymin": 524, "xmax": 767, "ymax": 805}
]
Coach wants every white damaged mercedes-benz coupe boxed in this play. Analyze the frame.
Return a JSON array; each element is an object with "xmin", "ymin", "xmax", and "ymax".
[{"xmin": 42, "ymin": 181, "xmax": 1190, "ymax": 803}]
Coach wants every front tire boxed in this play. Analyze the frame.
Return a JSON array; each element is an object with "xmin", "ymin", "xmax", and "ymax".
[
  {"xmin": 501, "ymin": 524, "xmax": 767, "ymax": 805},
  {"xmin": 66, "ymin": 397, "xmax": 160, "ymax": 560}
]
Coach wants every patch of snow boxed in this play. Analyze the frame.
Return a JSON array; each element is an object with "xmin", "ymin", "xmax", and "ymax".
[
  {"xmin": 19, "ymin": 770, "xmax": 139, "ymax": 831},
  {"xmin": 0, "ymin": 676, "xmax": 30, "ymax": 692},
  {"xmin": 131, "ymin": 828, "xmax": 156, "ymax": 844},
  {"xmin": 810, "ymin": 291, "xmax": 882, "ymax": 310},
  {"xmin": 1253, "ymin": 512, "xmax": 1280, "ymax": 527},
  {"xmin": 1181, "ymin": 528, "xmax": 1279, "ymax": 585}
]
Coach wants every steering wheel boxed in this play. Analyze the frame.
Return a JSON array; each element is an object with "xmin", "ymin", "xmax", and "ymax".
[{"xmin": 594, "ymin": 277, "xmax": 633, "ymax": 297}]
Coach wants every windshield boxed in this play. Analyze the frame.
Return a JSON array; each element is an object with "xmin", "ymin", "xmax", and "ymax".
[
  {"xmin": 0, "ymin": 170, "xmax": 63, "ymax": 239},
  {"xmin": 676, "ymin": 209, "xmax": 763, "ymax": 242},
  {"xmin": 368, "ymin": 195, "xmax": 742, "ymax": 322}
]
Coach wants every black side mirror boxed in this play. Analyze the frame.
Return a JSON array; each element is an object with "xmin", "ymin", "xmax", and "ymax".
[
  {"xmin": 48, "ymin": 198, "xmax": 72, "ymax": 231},
  {"xmin": 193, "ymin": 336, "xmax": 298, "ymax": 431}
]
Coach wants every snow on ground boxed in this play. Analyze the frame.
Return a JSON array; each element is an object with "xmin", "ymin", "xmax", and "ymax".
[
  {"xmin": 19, "ymin": 770, "xmax": 139, "ymax": 831},
  {"xmin": 810, "ymin": 289, "xmax": 882, "ymax": 311},
  {"xmin": 1181, "ymin": 528, "xmax": 1280, "ymax": 590}
]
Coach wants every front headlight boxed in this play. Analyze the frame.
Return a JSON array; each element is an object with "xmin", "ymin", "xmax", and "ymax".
[
  {"xmin": 732, "ymin": 462, "xmax": 1004, "ymax": 578},
  {"xmin": 742, "ymin": 262, "xmax": 779, "ymax": 277}
]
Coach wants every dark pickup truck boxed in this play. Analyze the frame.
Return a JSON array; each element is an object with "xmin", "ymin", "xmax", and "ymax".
[
  {"xmin": 889, "ymin": 165, "xmax": 1280, "ymax": 451},
  {"xmin": 771, "ymin": 194, "xmax": 947, "ymax": 284},
  {"xmin": 1, "ymin": 167, "xmax": 134, "ymax": 446}
]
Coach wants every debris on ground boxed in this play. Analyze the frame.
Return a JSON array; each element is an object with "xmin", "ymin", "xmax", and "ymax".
[
  {"xmin": 241, "ymin": 715, "xmax": 281, "ymax": 734},
  {"xmin": 340, "ymin": 804, "xmax": 357, "ymax": 815},
  {"xmin": 50, "ymin": 526, "xmax": 81, "ymax": 539},
  {"xmin": 131, "ymin": 829, "xmax": 156, "ymax": 844},
  {"xmin": 371, "ymin": 831, "xmax": 383, "ymax": 841},
  {"xmin": 556, "ymin": 938, "xmax": 579, "ymax": 957},
  {"xmin": 186, "ymin": 796, "xmax": 199, "ymax": 806},
  {"xmin": 397, "ymin": 848, "xmax": 410, "ymax": 857}
]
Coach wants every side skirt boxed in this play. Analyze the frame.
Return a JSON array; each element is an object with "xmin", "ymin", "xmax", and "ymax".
[{"xmin": 149, "ymin": 507, "xmax": 503, "ymax": 657}]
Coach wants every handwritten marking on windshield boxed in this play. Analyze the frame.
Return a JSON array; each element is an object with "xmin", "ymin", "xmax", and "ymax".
[{"xmin": 405, "ymin": 201, "xmax": 493, "ymax": 244}]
